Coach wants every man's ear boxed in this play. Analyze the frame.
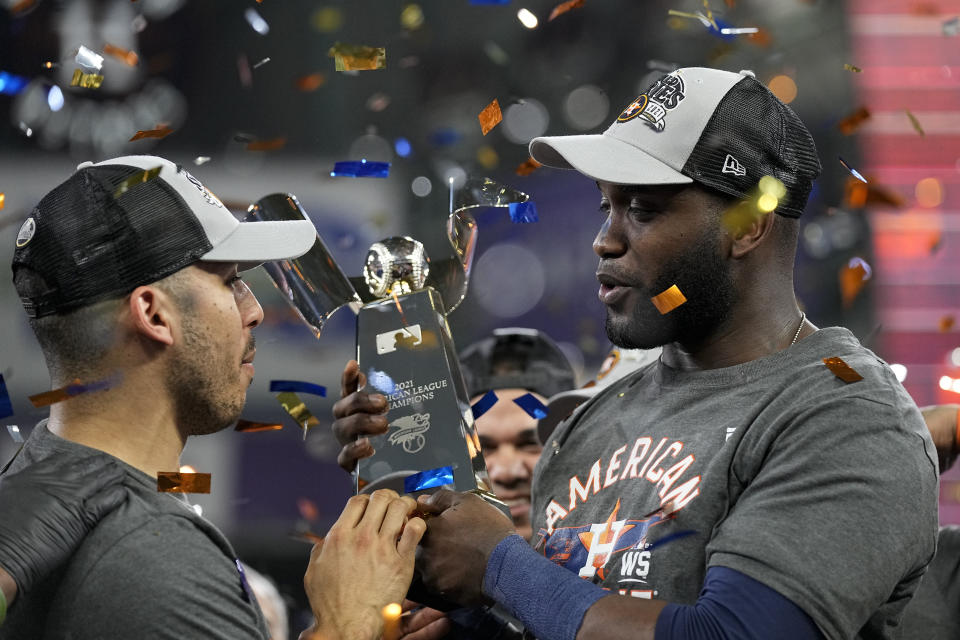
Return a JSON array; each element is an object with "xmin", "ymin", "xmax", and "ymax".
[
  {"xmin": 728, "ymin": 209, "xmax": 777, "ymax": 260},
  {"xmin": 128, "ymin": 285, "xmax": 176, "ymax": 346}
]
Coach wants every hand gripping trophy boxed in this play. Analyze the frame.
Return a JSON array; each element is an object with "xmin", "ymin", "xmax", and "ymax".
[{"xmin": 245, "ymin": 178, "xmax": 536, "ymax": 514}]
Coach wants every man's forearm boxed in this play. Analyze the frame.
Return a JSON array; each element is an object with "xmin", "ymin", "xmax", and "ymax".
[
  {"xmin": 578, "ymin": 594, "xmax": 666, "ymax": 640},
  {"xmin": 0, "ymin": 566, "xmax": 17, "ymax": 607}
]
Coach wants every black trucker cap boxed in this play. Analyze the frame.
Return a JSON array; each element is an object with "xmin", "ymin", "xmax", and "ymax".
[
  {"xmin": 529, "ymin": 67, "xmax": 822, "ymax": 218},
  {"xmin": 12, "ymin": 155, "xmax": 316, "ymax": 319}
]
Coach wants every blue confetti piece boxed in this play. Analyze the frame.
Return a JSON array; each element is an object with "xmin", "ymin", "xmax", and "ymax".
[
  {"xmin": 508, "ymin": 201, "xmax": 539, "ymax": 223},
  {"xmin": 404, "ymin": 465, "xmax": 455, "ymax": 493},
  {"xmin": 471, "ymin": 390, "xmax": 498, "ymax": 420},
  {"xmin": 65, "ymin": 374, "xmax": 119, "ymax": 397},
  {"xmin": 366, "ymin": 368, "xmax": 396, "ymax": 394},
  {"xmin": 513, "ymin": 393, "xmax": 548, "ymax": 420},
  {"xmin": 0, "ymin": 71, "xmax": 29, "ymax": 97},
  {"xmin": 0, "ymin": 375, "xmax": 12, "ymax": 420},
  {"xmin": 429, "ymin": 128, "xmax": 461, "ymax": 147},
  {"xmin": 235, "ymin": 559, "xmax": 254, "ymax": 603},
  {"xmin": 839, "ymin": 156, "xmax": 867, "ymax": 184},
  {"xmin": 330, "ymin": 160, "xmax": 390, "ymax": 178},
  {"xmin": 269, "ymin": 380, "xmax": 327, "ymax": 397},
  {"xmin": 647, "ymin": 529, "xmax": 696, "ymax": 551},
  {"xmin": 707, "ymin": 17, "xmax": 737, "ymax": 40}
]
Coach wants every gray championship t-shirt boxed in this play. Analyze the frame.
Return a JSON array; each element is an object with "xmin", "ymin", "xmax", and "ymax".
[
  {"xmin": 899, "ymin": 526, "xmax": 960, "ymax": 639},
  {"xmin": 0, "ymin": 422, "xmax": 269, "ymax": 640},
  {"xmin": 531, "ymin": 327, "xmax": 938, "ymax": 640}
]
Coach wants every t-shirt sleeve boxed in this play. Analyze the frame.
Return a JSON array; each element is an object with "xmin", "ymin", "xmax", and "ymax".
[
  {"xmin": 59, "ymin": 515, "xmax": 270, "ymax": 639},
  {"xmin": 705, "ymin": 395, "xmax": 939, "ymax": 640}
]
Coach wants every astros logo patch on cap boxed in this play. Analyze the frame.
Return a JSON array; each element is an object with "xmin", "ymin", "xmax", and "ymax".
[{"xmin": 617, "ymin": 71, "xmax": 686, "ymax": 131}]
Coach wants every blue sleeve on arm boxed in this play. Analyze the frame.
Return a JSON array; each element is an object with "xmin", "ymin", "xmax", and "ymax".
[
  {"xmin": 483, "ymin": 535, "xmax": 608, "ymax": 640},
  {"xmin": 655, "ymin": 566, "xmax": 824, "ymax": 640}
]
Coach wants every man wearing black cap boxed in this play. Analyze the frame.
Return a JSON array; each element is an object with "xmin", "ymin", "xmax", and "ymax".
[
  {"xmin": 0, "ymin": 156, "xmax": 426, "ymax": 639},
  {"xmin": 334, "ymin": 67, "xmax": 938, "ymax": 639}
]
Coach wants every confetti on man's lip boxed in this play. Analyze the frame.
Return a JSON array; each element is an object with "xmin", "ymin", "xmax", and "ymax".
[
  {"xmin": 548, "ymin": 0, "xmax": 585, "ymax": 21},
  {"xmin": 129, "ymin": 125, "xmax": 174, "ymax": 142},
  {"xmin": 823, "ymin": 357, "xmax": 863, "ymax": 383},
  {"xmin": 471, "ymin": 390, "xmax": 499, "ymax": 420},
  {"xmin": 235, "ymin": 419, "xmax": 284, "ymax": 433},
  {"xmin": 651, "ymin": 284, "xmax": 687, "ymax": 315},
  {"xmin": 157, "ymin": 471, "xmax": 212, "ymax": 493},
  {"xmin": 838, "ymin": 157, "xmax": 867, "ymax": 184},
  {"xmin": 330, "ymin": 160, "xmax": 390, "ymax": 178},
  {"xmin": 513, "ymin": 393, "xmax": 548, "ymax": 420},
  {"xmin": 269, "ymin": 380, "xmax": 327, "ymax": 397},
  {"xmin": 478, "ymin": 98, "xmax": 502, "ymax": 135}
]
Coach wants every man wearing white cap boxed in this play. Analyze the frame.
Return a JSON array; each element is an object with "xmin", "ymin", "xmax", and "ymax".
[{"xmin": 335, "ymin": 67, "xmax": 938, "ymax": 639}]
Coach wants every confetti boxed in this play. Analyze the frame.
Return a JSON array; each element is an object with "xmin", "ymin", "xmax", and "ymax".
[
  {"xmin": 844, "ymin": 178, "xmax": 904, "ymax": 209},
  {"xmin": 269, "ymin": 380, "xmax": 327, "ymax": 397},
  {"xmin": 366, "ymin": 92, "xmax": 391, "ymax": 112},
  {"xmin": 429, "ymin": 128, "xmax": 461, "ymax": 147},
  {"xmin": 548, "ymin": 0, "xmax": 585, "ymax": 21},
  {"xmin": 113, "ymin": 165, "xmax": 162, "ymax": 198},
  {"xmin": 478, "ymin": 98, "xmax": 502, "ymax": 135},
  {"xmin": 328, "ymin": 43, "xmax": 386, "ymax": 71},
  {"xmin": 404, "ymin": 465, "xmax": 454, "ymax": 493},
  {"xmin": 515, "ymin": 157, "xmax": 542, "ymax": 176},
  {"xmin": 235, "ymin": 419, "xmax": 284, "ymax": 433},
  {"xmin": 905, "ymin": 110, "xmax": 925, "ymax": 137},
  {"xmin": 822, "ymin": 357, "xmax": 863, "ymax": 383},
  {"xmin": 839, "ymin": 257, "xmax": 871, "ymax": 308},
  {"xmin": 157, "ymin": 471, "xmax": 211, "ymax": 494},
  {"xmin": 651, "ymin": 284, "xmax": 687, "ymax": 315},
  {"xmin": 193, "ymin": 156, "xmax": 211, "ymax": 165},
  {"xmin": 330, "ymin": 160, "xmax": 390, "ymax": 178},
  {"xmin": 74, "ymin": 45, "xmax": 104, "ymax": 71},
  {"xmin": 383, "ymin": 603, "xmax": 403, "ymax": 640},
  {"xmin": 70, "ymin": 69, "xmax": 104, "ymax": 89},
  {"xmin": 513, "ymin": 393, "xmax": 548, "ymax": 420},
  {"xmin": 838, "ymin": 157, "xmax": 867, "ymax": 184},
  {"xmin": 401, "ymin": 4, "xmax": 424, "ymax": 29},
  {"xmin": 103, "ymin": 43, "xmax": 139, "ymax": 67},
  {"xmin": 837, "ymin": 107, "xmax": 871, "ymax": 135},
  {"xmin": 0, "ymin": 193, "xmax": 4, "ymax": 210},
  {"xmin": 483, "ymin": 41, "xmax": 509, "ymax": 66},
  {"xmin": 29, "ymin": 374, "xmax": 119, "ymax": 408},
  {"xmin": 131, "ymin": 14, "xmax": 148, "ymax": 33},
  {"xmin": 9, "ymin": 0, "xmax": 36, "ymax": 14},
  {"xmin": 668, "ymin": 9, "xmax": 711, "ymax": 27},
  {"xmin": 719, "ymin": 26, "xmax": 758, "ymax": 34},
  {"xmin": 246, "ymin": 137, "xmax": 287, "ymax": 151},
  {"xmin": 311, "ymin": 6, "xmax": 344, "ymax": 32},
  {"xmin": 6, "ymin": 425, "xmax": 23, "ymax": 443},
  {"xmin": 944, "ymin": 16, "xmax": 960, "ymax": 36},
  {"xmin": 244, "ymin": 7, "xmax": 270, "ymax": 34},
  {"xmin": 252, "ymin": 57, "xmax": 271, "ymax": 69},
  {"xmin": 129, "ymin": 125, "xmax": 174, "ymax": 142},
  {"xmin": 298, "ymin": 498, "xmax": 320, "ymax": 522},
  {"xmin": 0, "ymin": 375, "xmax": 12, "ymax": 420},
  {"xmin": 18, "ymin": 122, "xmax": 32, "ymax": 137},
  {"xmin": 940, "ymin": 315, "xmax": 955, "ymax": 332},
  {"xmin": 276, "ymin": 391, "xmax": 321, "ymax": 435},
  {"xmin": 476, "ymin": 145, "xmax": 498, "ymax": 169},
  {"xmin": 647, "ymin": 529, "xmax": 696, "ymax": 551},
  {"xmin": 509, "ymin": 201, "xmax": 539, "ymax": 223},
  {"xmin": 41, "ymin": 61, "xmax": 58, "ymax": 69},
  {"xmin": 843, "ymin": 63, "xmax": 862, "ymax": 73},
  {"xmin": 296, "ymin": 72, "xmax": 326, "ymax": 91},
  {"xmin": 471, "ymin": 390, "xmax": 499, "ymax": 420}
]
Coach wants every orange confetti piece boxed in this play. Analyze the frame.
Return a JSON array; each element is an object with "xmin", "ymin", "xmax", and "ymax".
[
  {"xmin": 29, "ymin": 376, "xmax": 118, "ymax": 408},
  {"xmin": 298, "ymin": 498, "xmax": 320, "ymax": 522},
  {"xmin": 235, "ymin": 419, "xmax": 284, "ymax": 432},
  {"xmin": 515, "ymin": 157, "xmax": 542, "ymax": 176},
  {"xmin": 296, "ymin": 73, "xmax": 326, "ymax": 91},
  {"xmin": 930, "ymin": 231, "xmax": 943, "ymax": 255},
  {"xmin": 103, "ymin": 43, "xmax": 139, "ymax": 67},
  {"xmin": 479, "ymin": 98, "xmax": 502, "ymax": 136},
  {"xmin": 822, "ymin": 357, "xmax": 863, "ymax": 383},
  {"xmin": 651, "ymin": 284, "xmax": 687, "ymax": 314},
  {"xmin": 844, "ymin": 178, "xmax": 905, "ymax": 209},
  {"xmin": 129, "ymin": 125, "xmax": 174, "ymax": 142},
  {"xmin": 940, "ymin": 315, "xmax": 955, "ymax": 332},
  {"xmin": 746, "ymin": 28, "xmax": 772, "ymax": 47},
  {"xmin": 157, "ymin": 471, "xmax": 211, "ymax": 493},
  {"xmin": 839, "ymin": 257, "xmax": 871, "ymax": 308},
  {"xmin": 548, "ymin": 0, "xmax": 585, "ymax": 21},
  {"xmin": 0, "ymin": 193, "xmax": 5, "ymax": 211},
  {"xmin": 10, "ymin": 0, "xmax": 36, "ymax": 14},
  {"xmin": 246, "ymin": 137, "xmax": 287, "ymax": 151},
  {"xmin": 837, "ymin": 107, "xmax": 871, "ymax": 135}
]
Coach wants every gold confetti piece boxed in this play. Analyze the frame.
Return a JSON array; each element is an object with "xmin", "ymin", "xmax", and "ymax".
[
  {"xmin": 822, "ymin": 357, "xmax": 863, "ymax": 383},
  {"xmin": 245, "ymin": 137, "xmax": 287, "ymax": 151},
  {"xmin": 276, "ymin": 391, "xmax": 320, "ymax": 435},
  {"xmin": 328, "ymin": 43, "xmax": 385, "ymax": 71},
  {"xmin": 668, "ymin": 9, "xmax": 709, "ymax": 24},
  {"xmin": 843, "ymin": 63, "xmax": 862, "ymax": 73},
  {"xmin": 839, "ymin": 257, "xmax": 871, "ymax": 308},
  {"xmin": 940, "ymin": 315, "xmax": 955, "ymax": 332},
  {"xmin": 478, "ymin": 98, "xmax": 502, "ymax": 136},
  {"xmin": 905, "ymin": 109, "xmax": 925, "ymax": 136},
  {"xmin": 383, "ymin": 603, "xmax": 403, "ymax": 640},
  {"xmin": 113, "ymin": 165, "xmax": 161, "ymax": 198},
  {"xmin": 401, "ymin": 4, "xmax": 424, "ymax": 29},
  {"xmin": 837, "ymin": 106, "xmax": 870, "ymax": 135},
  {"xmin": 476, "ymin": 145, "xmax": 498, "ymax": 169},
  {"xmin": 296, "ymin": 72, "xmax": 326, "ymax": 91},
  {"xmin": 235, "ymin": 419, "xmax": 284, "ymax": 432},
  {"xmin": 0, "ymin": 193, "xmax": 4, "ymax": 210},
  {"xmin": 157, "ymin": 471, "xmax": 211, "ymax": 493},
  {"xmin": 103, "ymin": 43, "xmax": 139, "ymax": 67},
  {"xmin": 548, "ymin": 0, "xmax": 585, "ymax": 21},
  {"xmin": 129, "ymin": 125, "xmax": 174, "ymax": 142},
  {"xmin": 515, "ymin": 157, "xmax": 542, "ymax": 176},
  {"xmin": 69, "ymin": 68, "xmax": 103, "ymax": 89},
  {"xmin": 701, "ymin": 0, "xmax": 718, "ymax": 30},
  {"xmin": 651, "ymin": 284, "xmax": 687, "ymax": 315}
]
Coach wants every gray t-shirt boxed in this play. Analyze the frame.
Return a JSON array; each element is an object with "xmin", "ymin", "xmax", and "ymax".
[
  {"xmin": 0, "ymin": 422, "xmax": 269, "ymax": 640},
  {"xmin": 531, "ymin": 327, "xmax": 938, "ymax": 640},
  {"xmin": 899, "ymin": 526, "xmax": 960, "ymax": 639}
]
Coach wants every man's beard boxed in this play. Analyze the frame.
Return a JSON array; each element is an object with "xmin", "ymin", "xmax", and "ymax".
[
  {"xmin": 166, "ymin": 317, "xmax": 251, "ymax": 438},
  {"xmin": 604, "ymin": 229, "xmax": 736, "ymax": 351}
]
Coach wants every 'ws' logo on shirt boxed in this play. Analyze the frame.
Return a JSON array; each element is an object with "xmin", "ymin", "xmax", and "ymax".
[{"xmin": 539, "ymin": 499, "xmax": 669, "ymax": 583}]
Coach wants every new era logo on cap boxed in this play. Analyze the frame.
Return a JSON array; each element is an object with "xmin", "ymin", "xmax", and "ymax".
[{"xmin": 722, "ymin": 154, "xmax": 746, "ymax": 177}]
